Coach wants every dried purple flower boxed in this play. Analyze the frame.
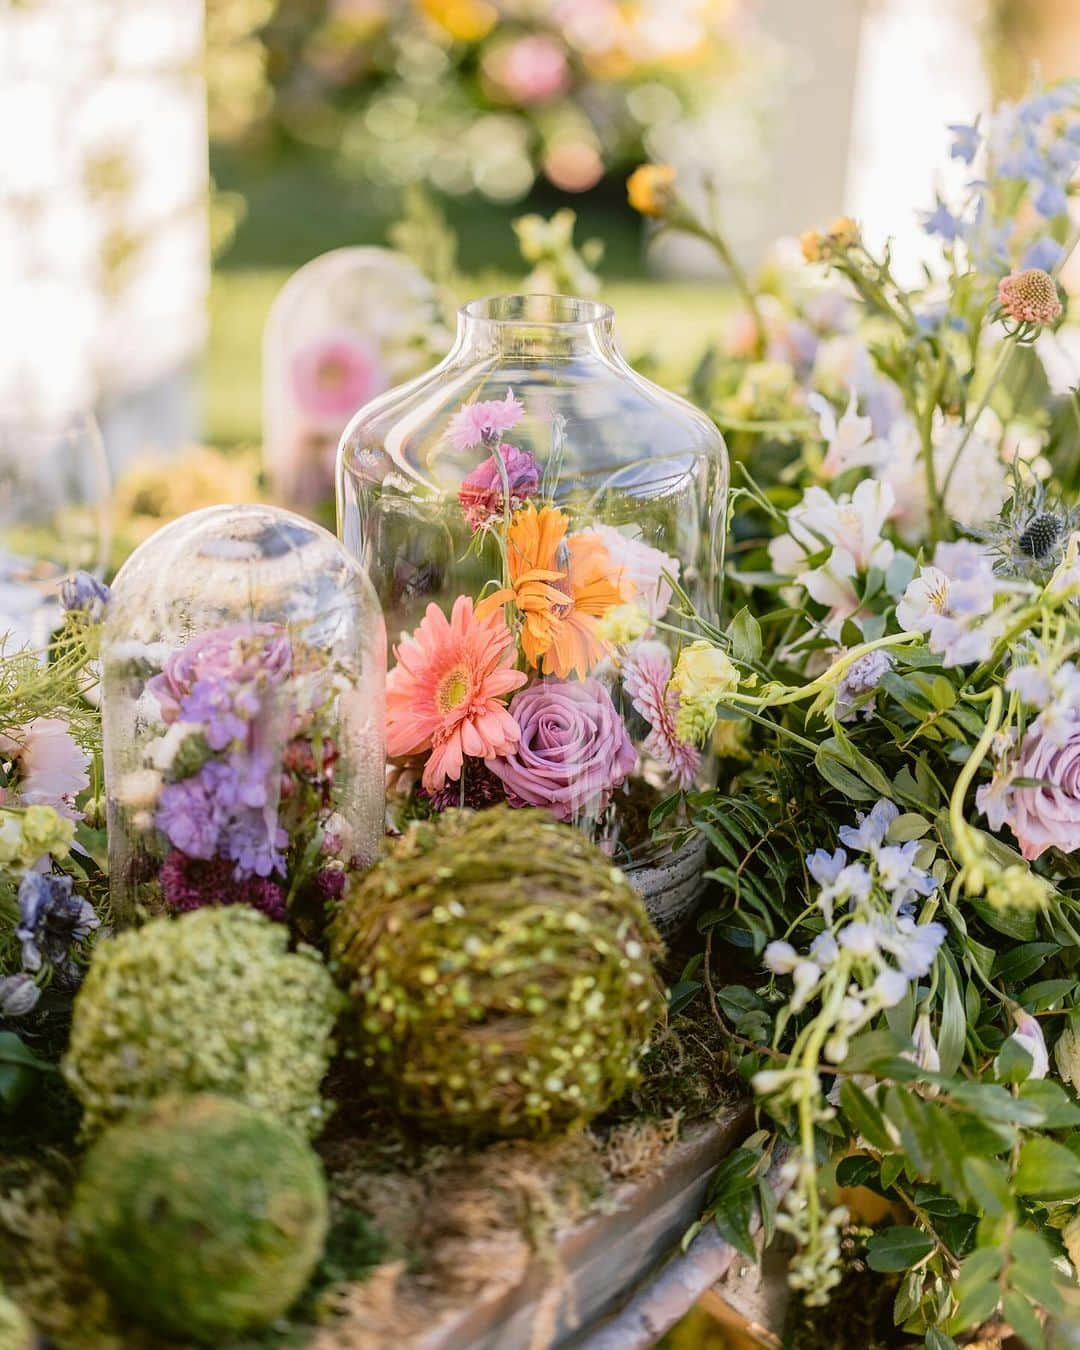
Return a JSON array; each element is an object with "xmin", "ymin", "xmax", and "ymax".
[{"xmin": 60, "ymin": 570, "xmax": 110, "ymax": 622}]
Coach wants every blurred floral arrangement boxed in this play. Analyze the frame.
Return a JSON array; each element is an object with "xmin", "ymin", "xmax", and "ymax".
[
  {"xmin": 207, "ymin": 0, "xmax": 762, "ymax": 202},
  {"xmin": 625, "ymin": 81, "xmax": 1080, "ymax": 1340}
]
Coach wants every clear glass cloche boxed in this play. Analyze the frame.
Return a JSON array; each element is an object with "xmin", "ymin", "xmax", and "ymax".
[
  {"xmin": 337, "ymin": 294, "xmax": 728, "ymax": 932},
  {"xmin": 101, "ymin": 504, "xmax": 386, "ymax": 935}
]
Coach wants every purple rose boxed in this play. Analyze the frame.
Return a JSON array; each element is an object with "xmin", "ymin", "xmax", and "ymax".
[
  {"xmin": 147, "ymin": 623, "xmax": 292, "ymax": 724},
  {"xmin": 458, "ymin": 444, "xmax": 540, "ymax": 532},
  {"xmin": 990, "ymin": 714, "xmax": 1080, "ymax": 861},
  {"xmin": 486, "ymin": 677, "xmax": 636, "ymax": 823}
]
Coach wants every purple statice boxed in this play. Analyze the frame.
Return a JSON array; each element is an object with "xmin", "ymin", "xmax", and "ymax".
[
  {"xmin": 159, "ymin": 850, "xmax": 287, "ymax": 921},
  {"xmin": 15, "ymin": 872, "xmax": 99, "ymax": 975}
]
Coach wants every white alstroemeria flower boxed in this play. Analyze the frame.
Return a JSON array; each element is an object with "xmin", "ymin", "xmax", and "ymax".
[{"xmin": 810, "ymin": 390, "xmax": 880, "ymax": 479}]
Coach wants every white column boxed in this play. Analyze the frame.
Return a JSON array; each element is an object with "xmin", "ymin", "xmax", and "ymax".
[{"xmin": 0, "ymin": 0, "xmax": 209, "ymax": 465}]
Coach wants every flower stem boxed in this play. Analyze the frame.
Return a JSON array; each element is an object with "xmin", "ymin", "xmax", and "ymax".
[{"xmin": 940, "ymin": 339, "xmax": 1015, "ymax": 502}]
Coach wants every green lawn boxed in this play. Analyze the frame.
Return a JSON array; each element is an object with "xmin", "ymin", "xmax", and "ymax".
[
  {"xmin": 204, "ymin": 269, "xmax": 729, "ymax": 447},
  {"xmin": 203, "ymin": 150, "xmax": 731, "ymax": 447}
]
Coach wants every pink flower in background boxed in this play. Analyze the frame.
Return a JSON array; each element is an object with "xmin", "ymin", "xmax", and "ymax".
[
  {"xmin": 147, "ymin": 624, "xmax": 292, "ymax": 726},
  {"xmin": 485, "ymin": 35, "xmax": 571, "ymax": 106},
  {"xmin": 291, "ymin": 332, "xmax": 387, "ymax": 422},
  {"xmin": 458, "ymin": 444, "xmax": 541, "ymax": 532},
  {"xmin": 447, "ymin": 389, "xmax": 524, "ymax": 451},
  {"xmin": 487, "ymin": 677, "xmax": 636, "ymax": 822},
  {"xmin": 979, "ymin": 712, "xmax": 1080, "ymax": 860},
  {"xmin": 622, "ymin": 641, "xmax": 701, "ymax": 789},
  {"xmin": 573, "ymin": 525, "xmax": 679, "ymax": 620},
  {"xmin": 0, "ymin": 718, "xmax": 91, "ymax": 819},
  {"xmin": 386, "ymin": 596, "xmax": 526, "ymax": 792}
]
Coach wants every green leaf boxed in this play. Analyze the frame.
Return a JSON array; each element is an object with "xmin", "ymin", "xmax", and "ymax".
[
  {"xmin": 1014, "ymin": 1136, "xmax": 1080, "ymax": 1200},
  {"xmin": 880, "ymin": 1154, "xmax": 907, "ymax": 1191},
  {"xmin": 836, "ymin": 1154, "xmax": 880, "ymax": 1189},
  {"xmin": 814, "ymin": 747, "xmax": 879, "ymax": 802},
  {"xmin": 1017, "ymin": 1079, "xmax": 1080, "ymax": 1129},
  {"xmin": 1002, "ymin": 1291, "xmax": 1044, "ymax": 1350},
  {"xmin": 995, "ymin": 1035, "xmax": 1035, "ymax": 1084},
  {"xmin": 866, "ymin": 1225, "xmax": 935, "ymax": 1273},
  {"xmin": 0, "ymin": 1030, "xmax": 51, "ymax": 1070},
  {"xmin": 947, "ymin": 1081, "xmax": 1045, "ymax": 1127},
  {"xmin": 843, "ymin": 1028, "xmax": 912, "ymax": 1073},
  {"xmin": 961, "ymin": 1157, "xmax": 1011, "ymax": 1218},
  {"xmin": 727, "ymin": 607, "xmax": 763, "ymax": 665},
  {"xmin": 839, "ymin": 1079, "xmax": 896, "ymax": 1153},
  {"xmin": 713, "ymin": 1187, "xmax": 756, "ymax": 1261},
  {"xmin": 991, "ymin": 942, "xmax": 1059, "ymax": 984},
  {"xmin": 937, "ymin": 957, "xmax": 967, "ymax": 1077},
  {"xmin": 886, "ymin": 812, "xmax": 934, "ymax": 843},
  {"xmin": 924, "ymin": 1330, "xmax": 957, "ymax": 1350}
]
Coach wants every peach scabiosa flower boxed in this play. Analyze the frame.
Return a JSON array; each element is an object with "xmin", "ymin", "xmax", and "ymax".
[
  {"xmin": 479, "ymin": 504, "xmax": 630, "ymax": 679},
  {"xmin": 997, "ymin": 268, "xmax": 1063, "ymax": 328},
  {"xmin": 386, "ymin": 596, "xmax": 527, "ymax": 792}
]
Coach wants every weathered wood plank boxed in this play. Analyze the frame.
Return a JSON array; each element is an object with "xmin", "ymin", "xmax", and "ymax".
[{"xmin": 415, "ymin": 1105, "xmax": 752, "ymax": 1350}]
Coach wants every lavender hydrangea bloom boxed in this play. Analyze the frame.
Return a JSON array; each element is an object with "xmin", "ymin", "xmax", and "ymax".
[
  {"xmin": 148, "ymin": 624, "xmax": 292, "ymax": 725},
  {"xmin": 156, "ymin": 773, "xmax": 221, "ymax": 860},
  {"xmin": 15, "ymin": 872, "xmax": 98, "ymax": 974},
  {"xmin": 156, "ymin": 753, "xmax": 284, "ymax": 879}
]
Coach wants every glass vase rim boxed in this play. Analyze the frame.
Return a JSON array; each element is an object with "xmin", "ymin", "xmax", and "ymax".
[{"xmin": 458, "ymin": 293, "xmax": 614, "ymax": 330}]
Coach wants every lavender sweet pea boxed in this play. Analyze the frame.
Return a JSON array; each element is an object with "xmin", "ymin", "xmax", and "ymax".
[{"xmin": 486, "ymin": 677, "xmax": 636, "ymax": 823}]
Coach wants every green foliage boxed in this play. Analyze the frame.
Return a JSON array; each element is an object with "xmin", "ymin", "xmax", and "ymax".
[
  {"xmin": 71, "ymin": 1094, "xmax": 328, "ymax": 1343},
  {"xmin": 329, "ymin": 805, "xmax": 667, "ymax": 1139},
  {"xmin": 63, "ymin": 908, "xmax": 343, "ymax": 1138}
]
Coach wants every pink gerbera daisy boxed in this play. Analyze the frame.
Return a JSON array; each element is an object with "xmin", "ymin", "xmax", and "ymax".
[
  {"xmin": 622, "ymin": 641, "xmax": 701, "ymax": 790},
  {"xmin": 447, "ymin": 389, "xmax": 524, "ymax": 451},
  {"xmin": 386, "ymin": 596, "xmax": 528, "ymax": 792}
]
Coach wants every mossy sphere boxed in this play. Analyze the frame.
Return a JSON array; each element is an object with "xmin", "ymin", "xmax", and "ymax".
[
  {"xmin": 329, "ymin": 806, "xmax": 667, "ymax": 1139},
  {"xmin": 63, "ymin": 907, "xmax": 343, "ymax": 1138},
  {"xmin": 71, "ymin": 1095, "xmax": 328, "ymax": 1343},
  {"xmin": 0, "ymin": 1291, "xmax": 32, "ymax": 1350}
]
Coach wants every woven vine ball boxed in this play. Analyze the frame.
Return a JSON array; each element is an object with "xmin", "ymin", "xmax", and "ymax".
[{"xmin": 328, "ymin": 805, "xmax": 667, "ymax": 1139}]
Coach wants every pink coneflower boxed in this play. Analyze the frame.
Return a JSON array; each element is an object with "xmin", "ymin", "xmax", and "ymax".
[
  {"xmin": 447, "ymin": 389, "xmax": 524, "ymax": 451},
  {"xmin": 997, "ymin": 269, "xmax": 1063, "ymax": 327},
  {"xmin": 458, "ymin": 443, "xmax": 540, "ymax": 532},
  {"xmin": 387, "ymin": 596, "xmax": 527, "ymax": 792},
  {"xmin": 622, "ymin": 641, "xmax": 700, "ymax": 790},
  {"xmin": 291, "ymin": 331, "xmax": 387, "ymax": 421}
]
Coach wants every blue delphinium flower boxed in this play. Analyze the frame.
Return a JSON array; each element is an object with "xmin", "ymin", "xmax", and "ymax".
[
  {"xmin": 922, "ymin": 198, "xmax": 964, "ymax": 242},
  {"xmin": 15, "ymin": 872, "xmax": 98, "ymax": 975},
  {"xmin": 1022, "ymin": 237, "xmax": 1066, "ymax": 272},
  {"xmin": 948, "ymin": 120, "xmax": 980, "ymax": 165}
]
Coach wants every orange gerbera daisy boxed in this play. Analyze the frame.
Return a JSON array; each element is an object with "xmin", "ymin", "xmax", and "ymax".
[
  {"xmin": 386, "ymin": 595, "xmax": 527, "ymax": 791},
  {"xmin": 479, "ymin": 504, "xmax": 630, "ymax": 678}
]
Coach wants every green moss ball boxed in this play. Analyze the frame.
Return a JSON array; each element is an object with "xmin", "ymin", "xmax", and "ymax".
[
  {"xmin": 329, "ymin": 805, "xmax": 667, "ymax": 1139},
  {"xmin": 0, "ymin": 1290, "xmax": 32, "ymax": 1350},
  {"xmin": 63, "ymin": 907, "xmax": 343, "ymax": 1139},
  {"xmin": 71, "ymin": 1094, "xmax": 328, "ymax": 1343}
]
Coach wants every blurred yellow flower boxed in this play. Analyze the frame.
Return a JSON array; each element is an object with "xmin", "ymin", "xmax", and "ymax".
[
  {"xmin": 627, "ymin": 164, "xmax": 677, "ymax": 218},
  {"xmin": 800, "ymin": 229, "xmax": 824, "ymax": 263},
  {"xmin": 597, "ymin": 602, "xmax": 651, "ymax": 646},
  {"xmin": 420, "ymin": 0, "xmax": 497, "ymax": 42}
]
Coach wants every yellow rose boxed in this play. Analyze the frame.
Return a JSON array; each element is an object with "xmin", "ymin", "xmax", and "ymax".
[
  {"xmin": 627, "ymin": 164, "xmax": 677, "ymax": 218},
  {"xmin": 598, "ymin": 603, "xmax": 651, "ymax": 646},
  {"xmin": 669, "ymin": 641, "xmax": 738, "ymax": 745}
]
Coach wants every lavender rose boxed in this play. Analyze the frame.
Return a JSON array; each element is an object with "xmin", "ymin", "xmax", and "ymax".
[
  {"xmin": 486, "ymin": 677, "xmax": 636, "ymax": 823},
  {"xmin": 982, "ymin": 714, "xmax": 1080, "ymax": 860}
]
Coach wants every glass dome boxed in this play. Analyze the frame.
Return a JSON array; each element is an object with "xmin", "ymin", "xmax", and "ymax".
[
  {"xmin": 102, "ymin": 504, "xmax": 386, "ymax": 934},
  {"xmin": 263, "ymin": 247, "xmax": 448, "ymax": 511},
  {"xmin": 337, "ymin": 294, "xmax": 728, "ymax": 932}
]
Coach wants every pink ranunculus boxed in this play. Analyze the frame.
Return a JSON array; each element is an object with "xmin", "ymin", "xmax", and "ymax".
[
  {"xmin": 291, "ymin": 332, "xmax": 387, "ymax": 422},
  {"xmin": 486, "ymin": 677, "xmax": 636, "ymax": 823},
  {"xmin": 147, "ymin": 624, "xmax": 292, "ymax": 725},
  {"xmin": 485, "ymin": 35, "xmax": 571, "ymax": 106},
  {"xmin": 458, "ymin": 444, "xmax": 541, "ymax": 532},
  {"xmin": 996, "ymin": 715, "xmax": 1080, "ymax": 860}
]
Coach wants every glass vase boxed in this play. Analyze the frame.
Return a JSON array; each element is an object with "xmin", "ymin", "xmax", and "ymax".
[
  {"xmin": 102, "ymin": 504, "xmax": 386, "ymax": 936},
  {"xmin": 337, "ymin": 294, "xmax": 728, "ymax": 932}
]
